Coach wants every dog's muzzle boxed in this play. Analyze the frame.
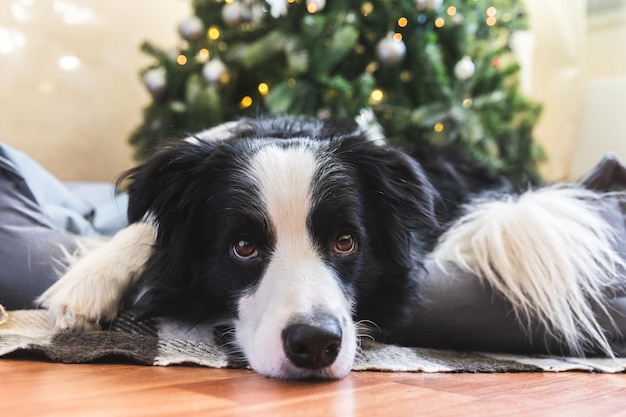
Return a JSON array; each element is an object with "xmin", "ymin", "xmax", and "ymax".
[{"xmin": 281, "ymin": 314, "xmax": 342, "ymax": 370}]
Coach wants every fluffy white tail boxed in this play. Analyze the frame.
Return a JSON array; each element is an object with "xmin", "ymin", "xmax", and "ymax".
[{"xmin": 434, "ymin": 186, "xmax": 626, "ymax": 356}]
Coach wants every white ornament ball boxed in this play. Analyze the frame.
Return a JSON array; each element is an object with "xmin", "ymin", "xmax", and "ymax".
[
  {"xmin": 222, "ymin": 1, "xmax": 246, "ymax": 26},
  {"xmin": 202, "ymin": 59, "xmax": 227, "ymax": 84},
  {"xmin": 266, "ymin": 0, "xmax": 288, "ymax": 18},
  {"xmin": 415, "ymin": 0, "xmax": 443, "ymax": 11},
  {"xmin": 142, "ymin": 67, "xmax": 167, "ymax": 97},
  {"xmin": 376, "ymin": 35, "xmax": 407, "ymax": 66},
  {"xmin": 454, "ymin": 56, "xmax": 476, "ymax": 80},
  {"xmin": 178, "ymin": 16, "xmax": 204, "ymax": 42},
  {"xmin": 306, "ymin": 0, "xmax": 326, "ymax": 13}
]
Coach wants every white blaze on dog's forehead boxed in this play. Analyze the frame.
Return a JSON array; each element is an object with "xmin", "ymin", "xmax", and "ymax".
[{"xmin": 247, "ymin": 143, "xmax": 317, "ymax": 247}]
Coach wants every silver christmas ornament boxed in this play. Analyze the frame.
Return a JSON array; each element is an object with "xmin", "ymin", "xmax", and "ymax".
[
  {"xmin": 177, "ymin": 16, "xmax": 204, "ymax": 42},
  {"xmin": 222, "ymin": 1, "xmax": 247, "ymax": 26},
  {"xmin": 202, "ymin": 59, "xmax": 228, "ymax": 84},
  {"xmin": 376, "ymin": 34, "xmax": 406, "ymax": 66},
  {"xmin": 454, "ymin": 56, "xmax": 476, "ymax": 80},
  {"xmin": 142, "ymin": 67, "xmax": 167, "ymax": 97},
  {"xmin": 266, "ymin": 0, "xmax": 288, "ymax": 18}
]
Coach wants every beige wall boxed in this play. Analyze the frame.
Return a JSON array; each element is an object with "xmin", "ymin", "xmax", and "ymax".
[
  {"xmin": 524, "ymin": 0, "xmax": 587, "ymax": 181},
  {"xmin": 525, "ymin": 0, "xmax": 626, "ymax": 181},
  {"xmin": 0, "ymin": 0, "xmax": 190, "ymax": 181},
  {"xmin": 570, "ymin": 3, "xmax": 626, "ymax": 179}
]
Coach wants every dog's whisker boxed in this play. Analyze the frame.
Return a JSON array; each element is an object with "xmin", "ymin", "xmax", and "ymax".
[
  {"xmin": 355, "ymin": 319, "xmax": 381, "ymax": 333},
  {"xmin": 218, "ymin": 339, "xmax": 241, "ymax": 351},
  {"xmin": 355, "ymin": 320, "xmax": 380, "ymax": 350},
  {"xmin": 213, "ymin": 326, "xmax": 236, "ymax": 338},
  {"xmin": 357, "ymin": 333, "xmax": 376, "ymax": 343}
]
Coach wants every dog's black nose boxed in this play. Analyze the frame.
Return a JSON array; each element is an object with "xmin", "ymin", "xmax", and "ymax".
[{"xmin": 282, "ymin": 322, "xmax": 342, "ymax": 369}]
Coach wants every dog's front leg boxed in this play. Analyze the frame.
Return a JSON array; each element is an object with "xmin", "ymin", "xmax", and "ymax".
[{"xmin": 37, "ymin": 222, "xmax": 156, "ymax": 332}]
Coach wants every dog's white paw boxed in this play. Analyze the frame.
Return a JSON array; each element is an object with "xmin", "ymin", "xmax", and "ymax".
[
  {"xmin": 46, "ymin": 304, "xmax": 105, "ymax": 332},
  {"xmin": 38, "ymin": 222, "xmax": 156, "ymax": 333},
  {"xmin": 38, "ymin": 264, "xmax": 124, "ymax": 332}
]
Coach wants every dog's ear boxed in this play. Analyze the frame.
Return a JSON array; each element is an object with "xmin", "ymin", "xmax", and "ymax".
[
  {"xmin": 118, "ymin": 140, "xmax": 217, "ymax": 223},
  {"xmin": 337, "ymin": 138, "xmax": 441, "ymax": 271},
  {"xmin": 118, "ymin": 139, "xmax": 228, "ymax": 322}
]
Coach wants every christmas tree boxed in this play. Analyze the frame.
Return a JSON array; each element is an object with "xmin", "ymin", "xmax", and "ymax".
[{"xmin": 132, "ymin": 0, "xmax": 543, "ymax": 182}]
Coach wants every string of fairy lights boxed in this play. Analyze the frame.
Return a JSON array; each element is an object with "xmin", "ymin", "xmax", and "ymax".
[{"xmin": 144, "ymin": 0, "xmax": 510, "ymax": 128}]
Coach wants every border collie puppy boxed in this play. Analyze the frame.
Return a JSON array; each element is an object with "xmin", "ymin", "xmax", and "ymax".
[{"xmin": 39, "ymin": 117, "xmax": 626, "ymax": 380}]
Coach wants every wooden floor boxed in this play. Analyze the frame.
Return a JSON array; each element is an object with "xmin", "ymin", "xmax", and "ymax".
[{"xmin": 2, "ymin": 358, "xmax": 626, "ymax": 416}]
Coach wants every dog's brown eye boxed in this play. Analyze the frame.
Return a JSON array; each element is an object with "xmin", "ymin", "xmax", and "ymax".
[
  {"xmin": 232, "ymin": 238, "xmax": 258, "ymax": 260},
  {"xmin": 334, "ymin": 233, "xmax": 357, "ymax": 255}
]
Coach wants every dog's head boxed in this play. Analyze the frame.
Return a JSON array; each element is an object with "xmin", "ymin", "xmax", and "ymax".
[{"xmin": 122, "ymin": 118, "xmax": 439, "ymax": 379}]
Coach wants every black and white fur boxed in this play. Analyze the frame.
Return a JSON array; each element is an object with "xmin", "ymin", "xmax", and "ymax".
[{"xmin": 38, "ymin": 117, "xmax": 626, "ymax": 379}]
